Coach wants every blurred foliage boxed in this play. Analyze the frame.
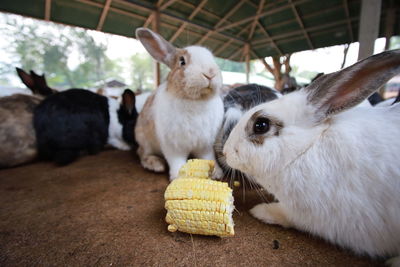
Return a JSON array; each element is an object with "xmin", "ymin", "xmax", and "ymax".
[
  {"xmin": 0, "ymin": 14, "xmax": 123, "ymax": 89},
  {"xmin": 390, "ymin": 36, "xmax": 400, "ymax": 50},
  {"xmin": 215, "ymin": 58, "xmax": 246, "ymax": 73},
  {"xmin": 130, "ymin": 53, "xmax": 153, "ymax": 91},
  {"xmin": 296, "ymin": 70, "xmax": 319, "ymax": 81}
]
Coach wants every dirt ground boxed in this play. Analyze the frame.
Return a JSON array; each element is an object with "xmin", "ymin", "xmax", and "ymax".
[{"xmin": 0, "ymin": 149, "xmax": 384, "ymax": 266}]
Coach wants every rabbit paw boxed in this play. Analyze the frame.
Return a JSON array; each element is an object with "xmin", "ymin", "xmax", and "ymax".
[
  {"xmin": 250, "ymin": 203, "xmax": 291, "ymax": 228},
  {"xmin": 212, "ymin": 163, "xmax": 224, "ymax": 180},
  {"xmin": 141, "ymin": 155, "xmax": 166, "ymax": 173},
  {"xmin": 110, "ymin": 139, "xmax": 131, "ymax": 151}
]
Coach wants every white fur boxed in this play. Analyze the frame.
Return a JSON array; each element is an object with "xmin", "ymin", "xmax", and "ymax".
[
  {"xmin": 358, "ymin": 99, "xmax": 372, "ymax": 107},
  {"xmin": 183, "ymin": 46, "xmax": 223, "ymax": 92},
  {"xmin": 135, "ymin": 92, "xmax": 151, "ymax": 113},
  {"xmin": 107, "ymin": 98, "xmax": 130, "ymax": 151},
  {"xmin": 224, "ymin": 90, "xmax": 400, "ymax": 262},
  {"xmin": 224, "ymin": 106, "xmax": 244, "ymax": 132},
  {"xmin": 154, "ymin": 82, "xmax": 224, "ymax": 179},
  {"xmin": 135, "ymin": 37, "xmax": 225, "ymax": 180},
  {"xmin": 376, "ymin": 97, "xmax": 396, "ymax": 107}
]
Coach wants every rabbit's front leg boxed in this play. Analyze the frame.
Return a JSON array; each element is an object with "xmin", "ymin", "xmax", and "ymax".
[
  {"xmin": 163, "ymin": 149, "xmax": 188, "ymax": 181},
  {"xmin": 250, "ymin": 202, "xmax": 292, "ymax": 228}
]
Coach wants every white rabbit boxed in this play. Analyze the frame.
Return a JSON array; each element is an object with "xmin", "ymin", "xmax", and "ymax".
[
  {"xmin": 223, "ymin": 50, "xmax": 400, "ymax": 265},
  {"xmin": 134, "ymin": 28, "xmax": 224, "ymax": 180}
]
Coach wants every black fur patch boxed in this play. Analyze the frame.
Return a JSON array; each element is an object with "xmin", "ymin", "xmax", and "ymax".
[
  {"xmin": 223, "ymin": 84, "xmax": 279, "ymax": 111},
  {"xmin": 368, "ymin": 92, "xmax": 384, "ymax": 106},
  {"xmin": 215, "ymin": 84, "xmax": 279, "ymax": 179},
  {"xmin": 34, "ymin": 89, "xmax": 109, "ymax": 165},
  {"xmin": 117, "ymin": 104, "xmax": 138, "ymax": 146}
]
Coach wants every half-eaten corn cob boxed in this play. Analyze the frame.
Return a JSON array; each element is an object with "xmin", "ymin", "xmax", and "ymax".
[{"xmin": 164, "ymin": 159, "xmax": 235, "ymax": 237}]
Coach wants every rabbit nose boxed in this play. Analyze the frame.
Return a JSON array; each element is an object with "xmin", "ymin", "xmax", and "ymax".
[{"xmin": 203, "ymin": 73, "xmax": 215, "ymax": 80}]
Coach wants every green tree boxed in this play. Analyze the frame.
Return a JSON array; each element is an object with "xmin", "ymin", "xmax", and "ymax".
[
  {"xmin": 1, "ymin": 14, "xmax": 123, "ymax": 89},
  {"xmin": 215, "ymin": 58, "xmax": 246, "ymax": 72},
  {"xmin": 390, "ymin": 36, "xmax": 400, "ymax": 50},
  {"xmin": 130, "ymin": 53, "xmax": 153, "ymax": 91}
]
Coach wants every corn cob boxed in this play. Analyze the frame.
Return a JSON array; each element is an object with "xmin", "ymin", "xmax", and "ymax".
[
  {"xmin": 164, "ymin": 159, "xmax": 235, "ymax": 237},
  {"xmin": 178, "ymin": 159, "xmax": 215, "ymax": 178}
]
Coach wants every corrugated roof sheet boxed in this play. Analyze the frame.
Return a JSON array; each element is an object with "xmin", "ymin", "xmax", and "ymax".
[{"xmin": 0, "ymin": 0, "xmax": 399, "ymax": 61}]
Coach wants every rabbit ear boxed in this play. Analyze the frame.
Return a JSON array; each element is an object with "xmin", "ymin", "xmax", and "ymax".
[
  {"xmin": 135, "ymin": 27, "xmax": 177, "ymax": 68},
  {"xmin": 16, "ymin": 67, "xmax": 35, "ymax": 91},
  {"xmin": 29, "ymin": 70, "xmax": 55, "ymax": 96},
  {"xmin": 306, "ymin": 49, "xmax": 400, "ymax": 122},
  {"xmin": 30, "ymin": 70, "xmax": 48, "ymax": 87},
  {"xmin": 30, "ymin": 70, "xmax": 48, "ymax": 88},
  {"xmin": 122, "ymin": 89, "xmax": 136, "ymax": 115}
]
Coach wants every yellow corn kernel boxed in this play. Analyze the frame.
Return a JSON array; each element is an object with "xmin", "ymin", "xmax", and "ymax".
[
  {"xmin": 164, "ymin": 159, "xmax": 234, "ymax": 237},
  {"xmin": 178, "ymin": 159, "xmax": 215, "ymax": 178}
]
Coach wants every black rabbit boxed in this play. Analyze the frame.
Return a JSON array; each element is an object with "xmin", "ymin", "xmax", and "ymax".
[{"xmin": 34, "ymin": 88, "xmax": 137, "ymax": 165}]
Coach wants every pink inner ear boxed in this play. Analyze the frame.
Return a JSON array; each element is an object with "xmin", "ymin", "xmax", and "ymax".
[
  {"xmin": 327, "ymin": 87, "xmax": 362, "ymax": 112},
  {"xmin": 325, "ymin": 59, "xmax": 400, "ymax": 113},
  {"xmin": 143, "ymin": 36, "xmax": 167, "ymax": 60},
  {"xmin": 18, "ymin": 71, "xmax": 35, "ymax": 88}
]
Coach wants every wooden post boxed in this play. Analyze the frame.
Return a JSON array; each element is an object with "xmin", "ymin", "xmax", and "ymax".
[
  {"xmin": 45, "ymin": 0, "xmax": 52, "ymax": 21},
  {"xmin": 378, "ymin": 5, "xmax": 396, "ymax": 97},
  {"xmin": 384, "ymin": 6, "xmax": 396, "ymax": 50},
  {"xmin": 245, "ymin": 44, "xmax": 250, "ymax": 84},
  {"xmin": 152, "ymin": 10, "xmax": 161, "ymax": 89},
  {"xmin": 357, "ymin": 0, "xmax": 382, "ymax": 61}
]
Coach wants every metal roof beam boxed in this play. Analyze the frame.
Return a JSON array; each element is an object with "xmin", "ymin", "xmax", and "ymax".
[
  {"xmin": 45, "ymin": 0, "xmax": 51, "ymax": 21},
  {"xmin": 113, "ymin": 0, "xmax": 246, "ymax": 44},
  {"xmin": 258, "ymin": 4, "xmax": 345, "ymax": 33},
  {"xmin": 197, "ymin": 0, "xmax": 247, "ymax": 45},
  {"xmin": 215, "ymin": 0, "xmax": 312, "ymax": 33},
  {"xmin": 211, "ymin": 3, "xmax": 347, "ymax": 49},
  {"xmin": 169, "ymin": 0, "xmax": 208, "ymax": 42},
  {"xmin": 156, "ymin": 0, "xmax": 164, "ymax": 7},
  {"xmin": 179, "ymin": 0, "xmax": 279, "ymax": 30},
  {"xmin": 248, "ymin": 0, "xmax": 265, "ymax": 40},
  {"xmin": 214, "ymin": 24, "xmax": 250, "ymax": 56},
  {"xmin": 255, "ymin": 22, "xmax": 359, "ymax": 48},
  {"xmin": 77, "ymin": 0, "xmax": 147, "ymax": 20},
  {"xmin": 216, "ymin": 0, "xmax": 247, "ymax": 28},
  {"xmin": 253, "ymin": 16, "xmax": 359, "ymax": 47},
  {"xmin": 343, "ymin": 0, "xmax": 354, "ymax": 42},
  {"xmin": 96, "ymin": 0, "xmax": 112, "ymax": 31},
  {"xmin": 178, "ymin": 0, "xmax": 227, "ymax": 23},
  {"xmin": 160, "ymin": 0, "xmax": 178, "ymax": 10},
  {"xmin": 244, "ymin": 0, "xmax": 257, "ymax": 9},
  {"xmin": 228, "ymin": 47, "xmax": 243, "ymax": 60},
  {"xmin": 256, "ymin": 21, "xmax": 283, "ymax": 56},
  {"xmin": 288, "ymin": 0, "xmax": 314, "ymax": 49},
  {"xmin": 77, "ymin": 0, "xmax": 238, "ymax": 48},
  {"xmin": 143, "ymin": 12, "xmax": 154, "ymax": 27}
]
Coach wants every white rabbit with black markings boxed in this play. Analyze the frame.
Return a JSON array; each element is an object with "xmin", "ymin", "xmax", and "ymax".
[
  {"xmin": 135, "ymin": 28, "xmax": 224, "ymax": 180},
  {"xmin": 223, "ymin": 50, "xmax": 400, "ymax": 265},
  {"xmin": 214, "ymin": 84, "xmax": 281, "ymax": 180}
]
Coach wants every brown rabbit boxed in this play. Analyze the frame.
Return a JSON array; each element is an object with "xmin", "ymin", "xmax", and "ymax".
[
  {"xmin": 0, "ymin": 68, "xmax": 56, "ymax": 168},
  {"xmin": 0, "ymin": 93, "xmax": 42, "ymax": 167}
]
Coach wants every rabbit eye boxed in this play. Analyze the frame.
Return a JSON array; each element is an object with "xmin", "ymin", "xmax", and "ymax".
[
  {"xmin": 253, "ymin": 117, "xmax": 270, "ymax": 134},
  {"xmin": 179, "ymin": 56, "xmax": 186, "ymax": 66}
]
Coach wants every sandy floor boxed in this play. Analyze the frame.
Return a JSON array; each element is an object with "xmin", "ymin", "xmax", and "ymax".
[{"xmin": 0, "ymin": 150, "xmax": 384, "ymax": 266}]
